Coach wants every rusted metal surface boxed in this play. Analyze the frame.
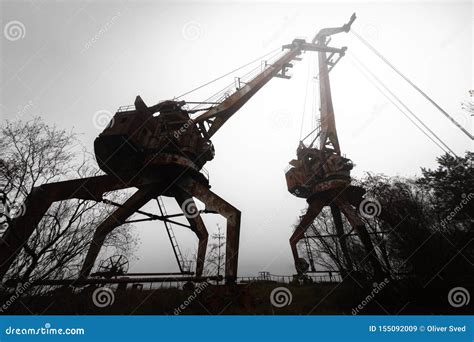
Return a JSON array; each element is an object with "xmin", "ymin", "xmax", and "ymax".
[
  {"xmin": 285, "ymin": 13, "xmax": 385, "ymax": 278},
  {"xmin": 330, "ymin": 205, "xmax": 354, "ymax": 275},
  {"xmin": 194, "ymin": 41, "xmax": 349, "ymax": 138},
  {"xmin": 0, "ymin": 173, "xmax": 157, "ymax": 279},
  {"xmin": 174, "ymin": 191, "xmax": 208, "ymax": 277},
  {"xmin": 177, "ymin": 178, "xmax": 241, "ymax": 283},
  {"xmin": 79, "ymin": 187, "xmax": 161, "ymax": 278}
]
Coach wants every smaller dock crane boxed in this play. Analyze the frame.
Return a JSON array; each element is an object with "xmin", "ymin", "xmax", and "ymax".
[{"xmin": 285, "ymin": 14, "xmax": 385, "ymax": 278}]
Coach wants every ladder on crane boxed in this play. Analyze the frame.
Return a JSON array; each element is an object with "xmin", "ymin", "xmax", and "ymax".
[
  {"xmin": 156, "ymin": 196, "xmax": 190, "ymax": 273},
  {"xmin": 303, "ymin": 233, "xmax": 316, "ymax": 272}
]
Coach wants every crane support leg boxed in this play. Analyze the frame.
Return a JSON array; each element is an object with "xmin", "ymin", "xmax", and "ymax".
[
  {"xmin": 79, "ymin": 187, "xmax": 159, "ymax": 278},
  {"xmin": 178, "ymin": 179, "xmax": 240, "ymax": 283},
  {"xmin": 174, "ymin": 193, "xmax": 209, "ymax": 277},
  {"xmin": 330, "ymin": 204, "xmax": 353, "ymax": 275},
  {"xmin": 0, "ymin": 174, "xmax": 150, "ymax": 281},
  {"xmin": 289, "ymin": 199, "xmax": 325, "ymax": 273},
  {"xmin": 334, "ymin": 197, "xmax": 385, "ymax": 279}
]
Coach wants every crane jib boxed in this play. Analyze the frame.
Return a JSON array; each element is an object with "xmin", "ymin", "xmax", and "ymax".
[{"xmin": 194, "ymin": 41, "xmax": 348, "ymax": 138}]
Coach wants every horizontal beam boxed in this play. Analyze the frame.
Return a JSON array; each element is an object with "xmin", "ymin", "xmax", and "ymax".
[
  {"xmin": 5, "ymin": 276, "xmax": 222, "ymax": 287},
  {"xmin": 282, "ymin": 42, "xmax": 346, "ymax": 55},
  {"xmin": 306, "ymin": 230, "xmax": 390, "ymax": 239},
  {"xmin": 123, "ymin": 272, "xmax": 194, "ymax": 276}
]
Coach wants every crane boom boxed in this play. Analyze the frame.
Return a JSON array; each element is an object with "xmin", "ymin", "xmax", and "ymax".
[
  {"xmin": 194, "ymin": 43, "xmax": 301, "ymax": 137},
  {"xmin": 194, "ymin": 14, "xmax": 356, "ymax": 138}
]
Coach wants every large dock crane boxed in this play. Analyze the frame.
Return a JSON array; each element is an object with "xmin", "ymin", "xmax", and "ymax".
[{"xmin": 1, "ymin": 14, "xmax": 375, "ymax": 284}]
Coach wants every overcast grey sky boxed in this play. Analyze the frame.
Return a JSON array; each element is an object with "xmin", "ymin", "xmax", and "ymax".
[{"xmin": 1, "ymin": 0, "xmax": 472, "ymax": 277}]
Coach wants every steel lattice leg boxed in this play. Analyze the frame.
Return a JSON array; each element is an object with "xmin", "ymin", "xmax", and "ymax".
[
  {"xmin": 178, "ymin": 179, "xmax": 241, "ymax": 283},
  {"xmin": 0, "ymin": 174, "xmax": 151, "ymax": 280},
  {"xmin": 79, "ymin": 187, "xmax": 160, "ymax": 278},
  {"xmin": 335, "ymin": 197, "xmax": 385, "ymax": 278},
  {"xmin": 174, "ymin": 193, "xmax": 208, "ymax": 277},
  {"xmin": 330, "ymin": 204, "xmax": 353, "ymax": 275},
  {"xmin": 289, "ymin": 198, "xmax": 325, "ymax": 273}
]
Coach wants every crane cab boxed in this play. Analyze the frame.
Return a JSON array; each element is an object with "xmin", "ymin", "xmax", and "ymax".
[
  {"xmin": 94, "ymin": 96, "xmax": 215, "ymax": 177},
  {"xmin": 285, "ymin": 144, "xmax": 353, "ymax": 198}
]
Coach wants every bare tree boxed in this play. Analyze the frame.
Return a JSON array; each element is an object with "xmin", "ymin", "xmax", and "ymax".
[
  {"xmin": 0, "ymin": 118, "xmax": 138, "ymax": 287},
  {"xmin": 204, "ymin": 224, "xmax": 225, "ymax": 282}
]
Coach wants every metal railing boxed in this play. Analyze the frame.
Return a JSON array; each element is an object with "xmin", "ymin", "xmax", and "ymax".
[
  {"xmin": 201, "ymin": 167, "xmax": 209, "ymax": 181},
  {"xmin": 237, "ymin": 272, "xmax": 342, "ymax": 284},
  {"xmin": 117, "ymin": 104, "xmax": 135, "ymax": 112}
]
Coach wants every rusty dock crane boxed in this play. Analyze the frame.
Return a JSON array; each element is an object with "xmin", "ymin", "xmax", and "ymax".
[{"xmin": 285, "ymin": 14, "xmax": 385, "ymax": 278}]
